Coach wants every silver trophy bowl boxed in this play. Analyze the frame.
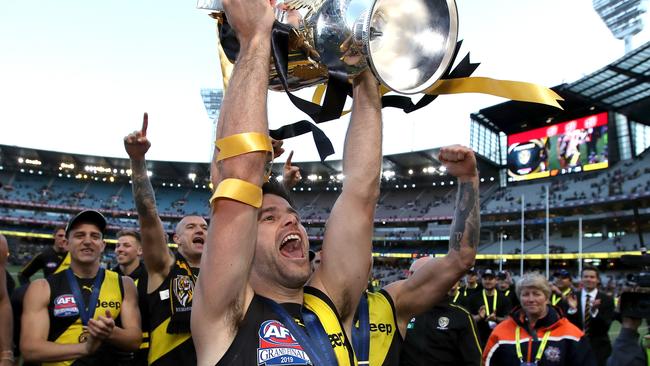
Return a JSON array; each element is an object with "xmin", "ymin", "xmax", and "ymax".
[{"xmin": 198, "ymin": 0, "xmax": 458, "ymax": 95}]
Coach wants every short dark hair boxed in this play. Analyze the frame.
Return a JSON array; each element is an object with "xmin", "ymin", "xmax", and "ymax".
[
  {"xmin": 116, "ymin": 229, "xmax": 141, "ymax": 244},
  {"xmin": 262, "ymin": 181, "xmax": 294, "ymax": 207},
  {"xmin": 582, "ymin": 265, "xmax": 600, "ymax": 280},
  {"xmin": 53, "ymin": 226, "xmax": 66, "ymax": 235}
]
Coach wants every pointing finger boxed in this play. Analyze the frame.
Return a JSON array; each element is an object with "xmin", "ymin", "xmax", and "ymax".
[
  {"xmin": 142, "ymin": 113, "xmax": 148, "ymax": 137},
  {"xmin": 285, "ymin": 150, "xmax": 294, "ymax": 167}
]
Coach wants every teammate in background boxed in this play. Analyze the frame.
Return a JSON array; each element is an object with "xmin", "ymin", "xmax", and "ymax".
[
  {"xmin": 112, "ymin": 230, "xmax": 149, "ymax": 366},
  {"xmin": 497, "ymin": 271, "xmax": 519, "ymax": 308},
  {"xmin": 351, "ymin": 145, "xmax": 480, "ymax": 366},
  {"xmin": 399, "ymin": 260, "xmax": 482, "ymax": 366},
  {"xmin": 20, "ymin": 210, "xmax": 141, "ymax": 365},
  {"xmin": 551, "ymin": 269, "xmax": 574, "ymax": 308},
  {"xmin": 566, "ymin": 266, "xmax": 614, "ymax": 366},
  {"xmin": 457, "ymin": 268, "xmax": 481, "ymax": 306},
  {"xmin": 468, "ymin": 268, "xmax": 512, "ymax": 347},
  {"xmin": 124, "ymin": 116, "xmax": 210, "ymax": 366},
  {"xmin": 0, "ymin": 235, "xmax": 13, "ymax": 366},
  {"xmin": 191, "ymin": 1, "xmax": 382, "ymax": 364},
  {"xmin": 18, "ymin": 226, "xmax": 70, "ymax": 285}
]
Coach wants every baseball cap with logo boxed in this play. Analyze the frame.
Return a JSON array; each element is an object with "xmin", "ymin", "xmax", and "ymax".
[
  {"xmin": 65, "ymin": 210, "xmax": 107, "ymax": 237},
  {"xmin": 554, "ymin": 269, "xmax": 571, "ymax": 278},
  {"xmin": 482, "ymin": 268, "xmax": 496, "ymax": 278}
]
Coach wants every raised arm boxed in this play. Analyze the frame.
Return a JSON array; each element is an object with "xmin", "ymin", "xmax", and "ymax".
[
  {"xmin": 124, "ymin": 114, "xmax": 174, "ymax": 290},
  {"xmin": 191, "ymin": 1, "xmax": 275, "ymax": 364},
  {"xmin": 0, "ymin": 236, "xmax": 13, "ymax": 366},
  {"xmin": 309, "ymin": 71, "xmax": 382, "ymax": 323},
  {"xmin": 385, "ymin": 145, "xmax": 479, "ymax": 335}
]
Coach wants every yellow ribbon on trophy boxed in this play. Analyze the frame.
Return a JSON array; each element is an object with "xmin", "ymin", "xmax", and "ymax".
[{"xmin": 311, "ymin": 77, "xmax": 563, "ymax": 112}]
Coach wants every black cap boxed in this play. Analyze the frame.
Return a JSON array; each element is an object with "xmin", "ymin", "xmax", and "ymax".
[
  {"xmin": 482, "ymin": 268, "xmax": 496, "ymax": 278},
  {"xmin": 65, "ymin": 210, "xmax": 107, "ymax": 237},
  {"xmin": 467, "ymin": 267, "xmax": 477, "ymax": 275},
  {"xmin": 497, "ymin": 271, "xmax": 508, "ymax": 280},
  {"xmin": 554, "ymin": 269, "xmax": 571, "ymax": 278}
]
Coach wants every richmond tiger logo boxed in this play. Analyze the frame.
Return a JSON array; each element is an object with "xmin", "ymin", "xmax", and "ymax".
[{"xmin": 172, "ymin": 275, "xmax": 194, "ymax": 307}]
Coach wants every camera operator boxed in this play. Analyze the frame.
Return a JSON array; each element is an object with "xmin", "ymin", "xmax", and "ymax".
[
  {"xmin": 606, "ymin": 315, "xmax": 646, "ymax": 366},
  {"xmin": 607, "ymin": 255, "xmax": 650, "ymax": 366}
]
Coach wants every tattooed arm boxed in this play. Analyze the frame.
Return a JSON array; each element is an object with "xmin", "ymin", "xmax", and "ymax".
[
  {"xmin": 384, "ymin": 145, "xmax": 479, "ymax": 337},
  {"xmin": 124, "ymin": 114, "xmax": 175, "ymax": 292}
]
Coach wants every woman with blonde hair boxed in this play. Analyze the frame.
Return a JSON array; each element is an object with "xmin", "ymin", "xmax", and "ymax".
[{"xmin": 483, "ymin": 272, "xmax": 596, "ymax": 365}]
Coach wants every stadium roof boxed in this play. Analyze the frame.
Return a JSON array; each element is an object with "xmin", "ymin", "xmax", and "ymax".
[{"xmin": 473, "ymin": 40, "xmax": 650, "ymax": 135}]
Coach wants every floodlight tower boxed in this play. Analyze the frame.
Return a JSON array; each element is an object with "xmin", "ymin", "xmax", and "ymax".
[
  {"xmin": 200, "ymin": 88, "xmax": 224, "ymax": 143},
  {"xmin": 593, "ymin": 0, "xmax": 648, "ymax": 53}
]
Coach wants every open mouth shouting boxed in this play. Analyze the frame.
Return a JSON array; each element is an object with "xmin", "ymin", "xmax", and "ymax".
[
  {"xmin": 192, "ymin": 236, "xmax": 205, "ymax": 247},
  {"xmin": 279, "ymin": 233, "xmax": 305, "ymax": 259}
]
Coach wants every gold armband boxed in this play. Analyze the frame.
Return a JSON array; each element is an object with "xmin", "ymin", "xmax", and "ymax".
[
  {"xmin": 215, "ymin": 132, "xmax": 273, "ymax": 161},
  {"xmin": 215, "ymin": 132, "xmax": 274, "ymax": 181},
  {"xmin": 209, "ymin": 178, "xmax": 263, "ymax": 208}
]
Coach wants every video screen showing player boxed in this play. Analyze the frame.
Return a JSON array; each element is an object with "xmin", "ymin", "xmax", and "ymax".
[{"xmin": 507, "ymin": 112, "xmax": 608, "ymax": 181}]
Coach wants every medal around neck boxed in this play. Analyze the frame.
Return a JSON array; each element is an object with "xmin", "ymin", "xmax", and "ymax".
[{"xmin": 197, "ymin": 0, "xmax": 458, "ymax": 94}]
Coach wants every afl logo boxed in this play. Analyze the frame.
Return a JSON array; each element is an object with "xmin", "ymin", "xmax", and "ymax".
[
  {"xmin": 258, "ymin": 320, "xmax": 299, "ymax": 346},
  {"xmin": 53, "ymin": 294, "xmax": 79, "ymax": 317}
]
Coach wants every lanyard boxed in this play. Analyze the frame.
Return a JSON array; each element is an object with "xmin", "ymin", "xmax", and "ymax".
[
  {"xmin": 262, "ymin": 297, "xmax": 338, "ymax": 366},
  {"xmin": 352, "ymin": 293, "xmax": 370, "ymax": 364},
  {"xmin": 515, "ymin": 326, "xmax": 551, "ymax": 364},
  {"xmin": 65, "ymin": 268, "xmax": 105, "ymax": 325},
  {"xmin": 482, "ymin": 290, "xmax": 498, "ymax": 314},
  {"xmin": 551, "ymin": 288, "xmax": 571, "ymax": 306},
  {"xmin": 453, "ymin": 290, "xmax": 460, "ymax": 303}
]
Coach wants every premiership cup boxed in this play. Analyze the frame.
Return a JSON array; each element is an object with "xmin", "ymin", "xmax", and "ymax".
[{"xmin": 197, "ymin": 0, "xmax": 458, "ymax": 94}]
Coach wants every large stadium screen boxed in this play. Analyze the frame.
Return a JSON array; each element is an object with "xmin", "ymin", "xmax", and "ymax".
[{"xmin": 507, "ymin": 112, "xmax": 609, "ymax": 181}]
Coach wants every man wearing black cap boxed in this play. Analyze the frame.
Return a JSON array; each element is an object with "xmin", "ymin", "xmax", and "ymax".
[
  {"xmin": 497, "ymin": 270, "xmax": 519, "ymax": 308},
  {"xmin": 457, "ymin": 268, "xmax": 481, "ymax": 307},
  {"xmin": 467, "ymin": 268, "xmax": 511, "ymax": 347},
  {"xmin": 551, "ymin": 269, "xmax": 574, "ymax": 308},
  {"xmin": 20, "ymin": 210, "xmax": 142, "ymax": 365}
]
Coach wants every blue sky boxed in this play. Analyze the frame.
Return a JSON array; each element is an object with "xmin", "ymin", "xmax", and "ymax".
[{"xmin": 0, "ymin": 0, "xmax": 648, "ymax": 163}]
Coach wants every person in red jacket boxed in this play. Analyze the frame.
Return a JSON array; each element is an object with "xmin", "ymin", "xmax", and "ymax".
[{"xmin": 483, "ymin": 272, "xmax": 595, "ymax": 366}]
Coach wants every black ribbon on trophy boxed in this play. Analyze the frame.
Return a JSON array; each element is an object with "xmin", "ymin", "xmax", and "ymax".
[{"xmin": 201, "ymin": 0, "xmax": 564, "ymax": 161}]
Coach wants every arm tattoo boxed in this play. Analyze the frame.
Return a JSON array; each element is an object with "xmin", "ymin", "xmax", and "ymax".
[
  {"xmin": 131, "ymin": 160, "xmax": 158, "ymax": 219},
  {"xmin": 450, "ymin": 181, "xmax": 480, "ymax": 251}
]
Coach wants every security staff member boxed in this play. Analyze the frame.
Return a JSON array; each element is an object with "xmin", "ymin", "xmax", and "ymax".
[
  {"xmin": 20, "ymin": 210, "xmax": 142, "ymax": 365},
  {"xmin": 468, "ymin": 268, "xmax": 512, "ymax": 347},
  {"xmin": 112, "ymin": 230, "xmax": 149, "ymax": 366},
  {"xmin": 18, "ymin": 226, "xmax": 70, "ymax": 284},
  {"xmin": 400, "ymin": 281, "xmax": 482, "ymax": 366},
  {"xmin": 551, "ymin": 269, "xmax": 573, "ymax": 307},
  {"xmin": 457, "ymin": 268, "xmax": 481, "ymax": 307},
  {"xmin": 497, "ymin": 271, "xmax": 519, "ymax": 308}
]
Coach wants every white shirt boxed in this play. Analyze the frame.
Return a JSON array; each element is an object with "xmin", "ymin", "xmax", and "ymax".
[{"xmin": 581, "ymin": 288, "xmax": 599, "ymax": 323}]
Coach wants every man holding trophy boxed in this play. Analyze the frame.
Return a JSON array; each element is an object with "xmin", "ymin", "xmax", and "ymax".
[{"xmin": 191, "ymin": 0, "xmax": 383, "ymax": 365}]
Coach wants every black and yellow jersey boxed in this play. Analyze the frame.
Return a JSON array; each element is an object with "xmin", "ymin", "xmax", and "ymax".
[
  {"xmin": 146, "ymin": 255, "xmax": 197, "ymax": 366},
  {"xmin": 216, "ymin": 286, "xmax": 356, "ymax": 366},
  {"xmin": 401, "ymin": 299, "xmax": 482, "ymax": 366},
  {"xmin": 353, "ymin": 290, "xmax": 402, "ymax": 366},
  {"xmin": 44, "ymin": 269, "xmax": 125, "ymax": 366},
  {"xmin": 19, "ymin": 248, "xmax": 70, "ymax": 284},
  {"xmin": 113, "ymin": 262, "xmax": 149, "ymax": 366}
]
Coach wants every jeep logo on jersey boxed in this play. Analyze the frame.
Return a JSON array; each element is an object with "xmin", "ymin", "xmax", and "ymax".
[
  {"xmin": 257, "ymin": 320, "xmax": 311, "ymax": 365},
  {"xmin": 53, "ymin": 294, "xmax": 79, "ymax": 317}
]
